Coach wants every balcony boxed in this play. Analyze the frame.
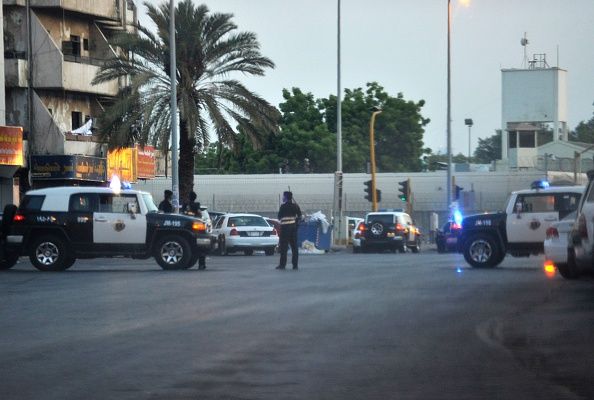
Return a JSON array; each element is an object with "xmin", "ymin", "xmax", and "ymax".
[{"xmin": 29, "ymin": 0, "xmax": 119, "ymax": 21}]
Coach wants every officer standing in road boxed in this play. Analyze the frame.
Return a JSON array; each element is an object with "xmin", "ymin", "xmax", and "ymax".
[
  {"xmin": 276, "ymin": 191, "xmax": 302, "ymax": 270},
  {"xmin": 182, "ymin": 191, "xmax": 206, "ymax": 270},
  {"xmin": 158, "ymin": 190, "xmax": 174, "ymax": 213}
]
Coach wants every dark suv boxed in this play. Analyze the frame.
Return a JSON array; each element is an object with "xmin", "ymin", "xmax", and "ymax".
[
  {"xmin": 353, "ymin": 211, "xmax": 421, "ymax": 253},
  {"xmin": 0, "ymin": 187, "xmax": 213, "ymax": 271}
]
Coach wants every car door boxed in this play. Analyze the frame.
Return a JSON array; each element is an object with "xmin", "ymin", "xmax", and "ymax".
[
  {"xmin": 93, "ymin": 193, "xmax": 147, "ymax": 246},
  {"xmin": 67, "ymin": 193, "xmax": 97, "ymax": 252},
  {"xmin": 507, "ymin": 193, "xmax": 558, "ymax": 243}
]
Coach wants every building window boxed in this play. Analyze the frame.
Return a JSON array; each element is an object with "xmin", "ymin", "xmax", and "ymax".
[
  {"xmin": 519, "ymin": 132, "xmax": 536, "ymax": 148},
  {"xmin": 72, "ymin": 111, "xmax": 83, "ymax": 130},
  {"xmin": 508, "ymin": 132, "xmax": 517, "ymax": 149},
  {"xmin": 71, "ymin": 35, "xmax": 81, "ymax": 56},
  {"xmin": 83, "ymin": 38, "xmax": 89, "ymax": 51}
]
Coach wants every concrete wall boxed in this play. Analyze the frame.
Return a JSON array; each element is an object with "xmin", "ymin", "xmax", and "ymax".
[{"xmin": 30, "ymin": 0, "xmax": 118, "ymax": 20}]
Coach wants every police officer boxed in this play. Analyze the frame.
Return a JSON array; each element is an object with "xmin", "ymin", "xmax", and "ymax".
[
  {"xmin": 182, "ymin": 191, "xmax": 206, "ymax": 270},
  {"xmin": 276, "ymin": 191, "xmax": 302, "ymax": 270},
  {"xmin": 158, "ymin": 190, "xmax": 173, "ymax": 213}
]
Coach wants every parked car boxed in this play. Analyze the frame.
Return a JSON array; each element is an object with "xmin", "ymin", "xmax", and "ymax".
[
  {"xmin": 544, "ymin": 211, "xmax": 576, "ymax": 278},
  {"xmin": 212, "ymin": 213, "xmax": 278, "ymax": 256},
  {"xmin": 569, "ymin": 170, "xmax": 594, "ymax": 278},
  {"xmin": 347, "ymin": 216, "xmax": 364, "ymax": 244},
  {"xmin": 436, "ymin": 221, "xmax": 461, "ymax": 253},
  {"xmin": 352, "ymin": 211, "xmax": 421, "ymax": 253}
]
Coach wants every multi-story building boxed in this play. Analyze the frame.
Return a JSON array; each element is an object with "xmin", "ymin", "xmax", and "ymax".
[{"xmin": 2, "ymin": 0, "xmax": 138, "ymax": 202}]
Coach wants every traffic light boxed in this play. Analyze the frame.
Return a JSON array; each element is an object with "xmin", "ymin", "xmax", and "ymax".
[
  {"xmin": 454, "ymin": 185, "xmax": 464, "ymax": 200},
  {"xmin": 376, "ymin": 189, "xmax": 382, "ymax": 203},
  {"xmin": 398, "ymin": 179, "xmax": 409, "ymax": 202},
  {"xmin": 364, "ymin": 180, "xmax": 373, "ymax": 202}
]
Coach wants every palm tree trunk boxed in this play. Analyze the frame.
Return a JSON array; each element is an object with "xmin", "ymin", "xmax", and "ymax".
[{"xmin": 178, "ymin": 118, "xmax": 195, "ymax": 205}]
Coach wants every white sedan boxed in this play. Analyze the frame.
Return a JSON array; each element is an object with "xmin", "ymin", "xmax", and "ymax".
[
  {"xmin": 544, "ymin": 211, "xmax": 576, "ymax": 276},
  {"xmin": 212, "ymin": 213, "xmax": 278, "ymax": 256}
]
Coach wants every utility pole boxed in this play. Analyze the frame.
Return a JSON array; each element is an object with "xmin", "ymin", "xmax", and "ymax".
[{"xmin": 170, "ymin": 0, "xmax": 179, "ymax": 212}]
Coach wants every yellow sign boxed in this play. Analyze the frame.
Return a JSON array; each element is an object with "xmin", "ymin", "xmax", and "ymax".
[
  {"xmin": 107, "ymin": 147, "xmax": 137, "ymax": 182},
  {"xmin": 0, "ymin": 126, "xmax": 24, "ymax": 166}
]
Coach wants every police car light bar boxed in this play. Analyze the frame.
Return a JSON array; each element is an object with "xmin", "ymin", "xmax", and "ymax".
[{"xmin": 530, "ymin": 180, "xmax": 550, "ymax": 190}]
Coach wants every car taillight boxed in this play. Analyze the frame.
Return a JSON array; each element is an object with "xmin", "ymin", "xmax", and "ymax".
[
  {"xmin": 192, "ymin": 221, "xmax": 206, "ymax": 232},
  {"xmin": 271, "ymin": 228, "xmax": 278, "ymax": 236},
  {"xmin": 545, "ymin": 226, "xmax": 559, "ymax": 239},
  {"xmin": 230, "ymin": 228, "xmax": 239, "ymax": 236},
  {"xmin": 13, "ymin": 213, "xmax": 25, "ymax": 222},
  {"xmin": 395, "ymin": 223, "xmax": 405, "ymax": 232},
  {"xmin": 357, "ymin": 222, "xmax": 366, "ymax": 232},
  {"xmin": 577, "ymin": 214, "xmax": 588, "ymax": 239},
  {"xmin": 452, "ymin": 223, "xmax": 461, "ymax": 230}
]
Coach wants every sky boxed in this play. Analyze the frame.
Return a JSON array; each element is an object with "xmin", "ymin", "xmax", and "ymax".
[{"xmin": 138, "ymin": 0, "xmax": 594, "ymax": 156}]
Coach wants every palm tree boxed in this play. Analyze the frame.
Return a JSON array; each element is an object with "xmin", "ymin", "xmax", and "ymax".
[{"xmin": 93, "ymin": 0, "xmax": 280, "ymax": 201}]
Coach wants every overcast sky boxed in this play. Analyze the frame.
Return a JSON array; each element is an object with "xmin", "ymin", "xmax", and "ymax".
[{"xmin": 139, "ymin": 0, "xmax": 594, "ymax": 155}]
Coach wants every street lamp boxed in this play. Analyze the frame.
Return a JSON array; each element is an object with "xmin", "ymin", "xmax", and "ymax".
[
  {"xmin": 369, "ymin": 106, "xmax": 382, "ymax": 212},
  {"xmin": 170, "ymin": 0, "xmax": 179, "ymax": 212},
  {"xmin": 465, "ymin": 118, "xmax": 473, "ymax": 161},
  {"xmin": 446, "ymin": 0, "xmax": 452, "ymax": 208}
]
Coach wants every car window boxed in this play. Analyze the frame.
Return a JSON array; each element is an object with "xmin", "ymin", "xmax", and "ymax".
[
  {"xmin": 69, "ymin": 193, "xmax": 95, "ymax": 213},
  {"xmin": 366, "ymin": 214, "xmax": 394, "ymax": 224},
  {"xmin": 20, "ymin": 195, "xmax": 45, "ymax": 211},
  {"xmin": 215, "ymin": 217, "xmax": 225, "ymax": 229},
  {"xmin": 98, "ymin": 194, "xmax": 139, "ymax": 214},
  {"xmin": 514, "ymin": 194, "xmax": 555, "ymax": 213},
  {"xmin": 142, "ymin": 193, "xmax": 159, "ymax": 213},
  {"xmin": 227, "ymin": 216, "xmax": 268, "ymax": 227},
  {"xmin": 556, "ymin": 193, "xmax": 581, "ymax": 219}
]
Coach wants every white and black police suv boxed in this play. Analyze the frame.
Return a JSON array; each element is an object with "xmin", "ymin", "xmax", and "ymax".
[
  {"xmin": 0, "ymin": 187, "xmax": 213, "ymax": 271},
  {"xmin": 458, "ymin": 181, "xmax": 584, "ymax": 268}
]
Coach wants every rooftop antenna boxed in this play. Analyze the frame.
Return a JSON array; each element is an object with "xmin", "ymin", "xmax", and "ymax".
[{"xmin": 521, "ymin": 32, "xmax": 529, "ymax": 68}]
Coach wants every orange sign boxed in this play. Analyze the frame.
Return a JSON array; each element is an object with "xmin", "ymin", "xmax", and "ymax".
[
  {"xmin": 0, "ymin": 126, "xmax": 24, "ymax": 166},
  {"xmin": 107, "ymin": 147, "xmax": 137, "ymax": 182},
  {"xmin": 136, "ymin": 145, "xmax": 155, "ymax": 179}
]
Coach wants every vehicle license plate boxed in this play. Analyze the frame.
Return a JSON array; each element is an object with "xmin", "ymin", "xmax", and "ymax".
[{"xmin": 248, "ymin": 231, "xmax": 261, "ymax": 237}]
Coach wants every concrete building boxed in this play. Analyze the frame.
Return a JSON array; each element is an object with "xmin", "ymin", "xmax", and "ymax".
[{"xmin": 2, "ymin": 0, "xmax": 137, "ymax": 200}]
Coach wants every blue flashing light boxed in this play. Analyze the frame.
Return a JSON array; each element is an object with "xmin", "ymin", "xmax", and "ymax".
[
  {"xmin": 121, "ymin": 181, "xmax": 132, "ymax": 190},
  {"xmin": 453, "ymin": 210, "xmax": 463, "ymax": 226},
  {"xmin": 456, "ymin": 267, "xmax": 463, "ymax": 273},
  {"xmin": 531, "ymin": 180, "xmax": 550, "ymax": 190}
]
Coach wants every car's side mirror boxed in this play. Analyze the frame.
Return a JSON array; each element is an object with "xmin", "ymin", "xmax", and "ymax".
[{"xmin": 127, "ymin": 202, "xmax": 137, "ymax": 219}]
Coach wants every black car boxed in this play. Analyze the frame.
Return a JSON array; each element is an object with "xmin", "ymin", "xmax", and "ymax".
[
  {"xmin": 0, "ymin": 187, "xmax": 213, "ymax": 271},
  {"xmin": 435, "ymin": 221, "xmax": 461, "ymax": 253}
]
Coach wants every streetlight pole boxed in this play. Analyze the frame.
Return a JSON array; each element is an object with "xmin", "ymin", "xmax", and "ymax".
[
  {"xmin": 369, "ymin": 108, "xmax": 382, "ymax": 212},
  {"xmin": 170, "ymin": 0, "xmax": 179, "ymax": 212},
  {"xmin": 446, "ymin": 0, "xmax": 452, "ymax": 210},
  {"xmin": 465, "ymin": 118, "xmax": 473, "ymax": 161},
  {"xmin": 333, "ymin": 0, "xmax": 344, "ymax": 244}
]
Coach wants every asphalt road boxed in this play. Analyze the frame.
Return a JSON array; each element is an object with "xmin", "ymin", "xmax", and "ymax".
[{"xmin": 1, "ymin": 249, "xmax": 593, "ymax": 400}]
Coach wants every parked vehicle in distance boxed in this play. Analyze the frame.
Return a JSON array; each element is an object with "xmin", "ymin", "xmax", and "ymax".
[
  {"xmin": 212, "ymin": 213, "xmax": 278, "ymax": 256},
  {"xmin": 0, "ymin": 187, "xmax": 213, "ymax": 271},
  {"xmin": 353, "ymin": 211, "xmax": 421, "ymax": 253},
  {"xmin": 569, "ymin": 170, "xmax": 594, "ymax": 278},
  {"xmin": 436, "ymin": 221, "xmax": 461, "ymax": 253},
  {"xmin": 544, "ymin": 211, "xmax": 576, "ymax": 278},
  {"xmin": 347, "ymin": 216, "xmax": 364, "ymax": 244}
]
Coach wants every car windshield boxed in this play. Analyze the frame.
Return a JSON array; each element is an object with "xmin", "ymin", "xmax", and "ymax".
[
  {"xmin": 366, "ymin": 214, "xmax": 394, "ymax": 225},
  {"xmin": 142, "ymin": 193, "xmax": 159, "ymax": 213},
  {"xmin": 227, "ymin": 216, "xmax": 268, "ymax": 227}
]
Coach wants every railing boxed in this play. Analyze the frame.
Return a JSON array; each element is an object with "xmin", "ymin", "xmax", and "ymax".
[{"xmin": 63, "ymin": 54, "xmax": 107, "ymax": 67}]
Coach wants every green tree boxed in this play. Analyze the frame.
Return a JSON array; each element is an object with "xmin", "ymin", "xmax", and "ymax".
[
  {"xmin": 320, "ymin": 82, "xmax": 430, "ymax": 173},
  {"xmin": 93, "ymin": 1, "xmax": 279, "ymax": 200},
  {"xmin": 473, "ymin": 131, "xmax": 502, "ymax": 163},
  {"xmin": 572, "ymin": 111, "xmax": 594, "ymax": 143}
]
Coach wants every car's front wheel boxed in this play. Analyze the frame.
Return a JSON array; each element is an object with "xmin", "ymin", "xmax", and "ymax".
[
  {"xmin": 463, "ymin": 234, "xmax": 503, "ymax": 268},
  {"xmin": 557, "ymin": 249, "xmax": 580, "ymax": 279},
  {"xmin": 154, "ymin": 235, "xmax": 192, "ymax": 270},
  {"xmin": 29, "ymin": 235, "xmax": 70, "ymax": 272}
]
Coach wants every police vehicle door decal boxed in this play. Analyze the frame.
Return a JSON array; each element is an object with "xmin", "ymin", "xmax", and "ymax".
[
  {"xmin": 93, "ymin": 194, "xmax": 146, "ymax": 244},
  {"xmin": 507, "ymin": 193, "xmax": 557, "ymax": 243}
]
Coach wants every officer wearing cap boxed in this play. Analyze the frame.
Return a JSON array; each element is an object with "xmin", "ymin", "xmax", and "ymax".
[{"xmin": 276, "ymin": 191, "xmax": 302, "ymax": 270}]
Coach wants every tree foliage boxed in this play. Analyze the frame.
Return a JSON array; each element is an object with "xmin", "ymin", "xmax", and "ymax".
[
  {"xmin": 93, "ymin": 0, "xmax": 279, "ymax": 200},
  {"xmin": 196, "ymin": 83, "xmax": 430, "ymax": 173},
  {"xmin": 572, "ymin": 110, "xmax": 594, "ymax": 143},
  {"xmin": 473, "ymin": 130, "xmax": 502, "ymax": 164}
]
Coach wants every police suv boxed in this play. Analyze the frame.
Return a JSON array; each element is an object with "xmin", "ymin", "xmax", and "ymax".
[
  {"xmin": 459, "ymin": 181, "xmax": 584, "ymax": 268},
  {"xmin": 0, "ymin": 187, "xmax": 213, "ymax": 271}
]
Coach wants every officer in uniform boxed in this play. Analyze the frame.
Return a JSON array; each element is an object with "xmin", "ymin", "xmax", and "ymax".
[
  {"xmin": 276, "ymin": 191, "xmax": 302, "ymax": 270},
  {"xmin": 158, "ymin": 190, "xmax": 173, "ymax": 213},
  {"xmin": 182, "ymin": 191, "xmax": 206, "ymax": 270}
]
